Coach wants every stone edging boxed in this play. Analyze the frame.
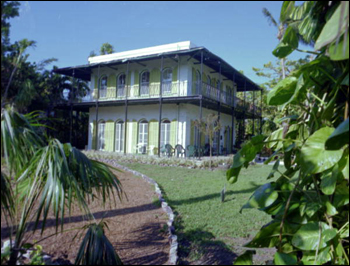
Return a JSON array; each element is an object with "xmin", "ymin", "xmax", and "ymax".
[{"xmin": 101, "ymin": 160, "xmax": 179, "ymax": 265}]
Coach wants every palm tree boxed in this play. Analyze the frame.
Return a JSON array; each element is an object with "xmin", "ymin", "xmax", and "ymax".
[
  {"xmin": 262, "ymin": 8, "xmax": 288, "ymax": 79},
  {"xmin": 2, "ymin": 38, "xmax": 36, "ymax": 108},
  {"xmin": 1, "ymin": 106, "xmax": 124, "ymax": 265},
  {"xmin": 194, "ymin": 113, "xmax": 221, "ymax": 169}
]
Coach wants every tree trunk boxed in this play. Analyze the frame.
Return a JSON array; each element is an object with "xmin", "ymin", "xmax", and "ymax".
[
  {"xmin": 209, "ymin": 145, "xmax": 212, "ymax": 170},
  {"xmin": 281, "ymin": 58, "xmax": 286, "ymax": 79}
]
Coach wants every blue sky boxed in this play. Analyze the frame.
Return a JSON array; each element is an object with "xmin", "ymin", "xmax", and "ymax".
[{"xmin": 10, "ymin": 1, "xmax": 309, "ymax": 84}]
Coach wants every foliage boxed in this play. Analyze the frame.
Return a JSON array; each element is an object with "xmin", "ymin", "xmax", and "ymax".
[
  {"xmin": 100, "ymin": 42, "xmax": 115, "ymax": 55},
  {"xmin": 228, "ymin": 1, "xmax": 349, "ymax": 265},
  {"xmin": 1, "ymin": 107, "xmax": 124, "ymax": 265}
]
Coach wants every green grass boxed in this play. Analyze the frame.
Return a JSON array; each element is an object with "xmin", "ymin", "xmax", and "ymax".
[{"xmin": 122, "ymin": 162, "xmax": 278, "ymax": 264}]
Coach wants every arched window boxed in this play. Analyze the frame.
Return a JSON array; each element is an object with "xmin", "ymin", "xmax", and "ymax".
[
  {"xmin": 160, "ymin": 120, "xmax": 171, "ymax": 148},
  {"xmin": 98, "ymin": 120, "xmax": 106, "ymax": 150},
  {"xmin": 162, "ymin": 68, "xmax": 172, "ymax": 94},
  {"xmin": 99, "ymin": 76, "xmax": 107, "ymax": 98},
  {"xmin": 115, "ymin": 121, "xmax": 124, "ymax": 152},
  {"xmin": 117, "ymin": 74, "xmax": 126, "ymax": 97},
  {"xmin": 138, "ymin": 120, "xmax": 148, "ymax": 154},
  {"xmin": 140, "ymin": 71, "xmax": 150, "ymax": 95}
]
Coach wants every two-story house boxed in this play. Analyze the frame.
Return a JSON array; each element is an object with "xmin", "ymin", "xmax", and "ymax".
[{"xmin": 54, "ymin": 41, "xmax": 262, "ymax": 156}]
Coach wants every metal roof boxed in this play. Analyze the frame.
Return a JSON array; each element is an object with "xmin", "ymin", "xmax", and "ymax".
[{"xmin": 53, "ymin": 47, "xmax": 262, "ymax": 92}]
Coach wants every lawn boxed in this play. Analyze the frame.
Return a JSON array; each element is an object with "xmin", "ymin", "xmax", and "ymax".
[{"xmin": 122, "ymin": 162, "xmax": 278, "ymax": 264}]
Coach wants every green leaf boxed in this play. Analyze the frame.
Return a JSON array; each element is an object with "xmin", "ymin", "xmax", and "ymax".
[
  {"xmin": 246, "ymin": 222, "xmax": 296, "ymax": 248},
  {"xmin": 280, "ymin": 1, "xmax": 295, "ymax": 22},
  {"xmin": 241, "ymin": 183, "xmax": 278, "ymax": 211},
  {"xmin": 292, "ymin": 222, "xmax": 337, "ymax": 251},
  {"xmin": 328, "ymin": 34, "xmax": 349, "ymax": 60},
  {"xmin": 338, "ymin": 149, "xmax": 349, "ymax": 179},
  {"xmin": 273, "ymin": 26, "xmax": 299, "ymax": 58},
  {"xmin": 233, "ymin": 250, "xmax": 255, "ymax": 265},
  {"xmin": 333, "ymin": 181, "xmax": 349, "ymax": 208},
  {"xmin": 301, "ymin": 127, "xmax": 343, "ymax": 174},
  {"xmin": 325, "ymin": 200, "xmax": 338, "ymax": 216},
  {"xmin": 315, "ymin": 2, "xmax": 349, "ymax": 50},
  {"xmin": 226, "ymin": 166, "xmax": 242, "ymax": 184},
  {"xmin": 320, "ymin": 165, "xmax": 339, "ymax": 195},
  {"xmin": 325, "ymin": 119, "xmax": 349, "ymax": 150},
  {"xmin": 302, "ymin": 247, "xmax": 332, "ymax": 265},
  {"xmin": 274, "ymin": 252, "xmax": 297, "ymax": 265},
  {"xmin": 267, "ymin": 77, "xmax": 297, "ymax": 106}
]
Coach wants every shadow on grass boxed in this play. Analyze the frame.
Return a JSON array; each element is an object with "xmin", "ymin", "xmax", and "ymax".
[
  {"xmin": 165, "ymin": 181, "xmax": 260, "ymax": 207},
  {"xmin": 174, "ymin": 214, "xmax": 238, "ymax": 265}
]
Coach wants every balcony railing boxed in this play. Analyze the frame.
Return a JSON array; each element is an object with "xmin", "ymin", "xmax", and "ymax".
[{"xmin": 73, "ymin": 80, "xmax": 261, "ymax": 116}]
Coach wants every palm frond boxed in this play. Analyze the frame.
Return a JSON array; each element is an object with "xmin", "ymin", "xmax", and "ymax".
[
  {"xmin": 1, "ymin": 171, "xmax": 14, "ymax": 219},
  {"xmin": 262, "ymin": 8, "xmax": 279, "ymax": 28},
  {"xmin": 75, "ymin": 221, "xmax": 123, "ymax": 265}
]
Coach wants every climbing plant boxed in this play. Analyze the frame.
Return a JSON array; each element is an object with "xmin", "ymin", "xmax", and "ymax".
[{"xmin": 228, "ymin": 1, "xmax": 349, "ymax": 265}]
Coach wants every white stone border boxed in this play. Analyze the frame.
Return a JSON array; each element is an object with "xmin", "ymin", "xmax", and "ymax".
[{"xmin": 101, "ymin": 159, "xmax": 179, "ymax": 265}]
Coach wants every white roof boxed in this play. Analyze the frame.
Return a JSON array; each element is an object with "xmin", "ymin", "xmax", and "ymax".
[{"xmin": 88, "ymin": 41, "xmax": 197, "ymax": 64}]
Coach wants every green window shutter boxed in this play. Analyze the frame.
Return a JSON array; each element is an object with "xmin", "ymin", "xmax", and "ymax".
[
  {"xmin": 172, "ymin": 67, "xmax": 178, "ymax": 82},
  {"xmin": 212, "ymin": 78, "xmax": 216, "ymax": 87},
  {"xmin": 192, "ymin": 68, "xmax": 196, "ymax": 94},
  {"xmin": 172, "ymin": 67, "xmax": 178, "ymax": 95},
  {"xmin": 94, "ymin": 75, "xmax": 98, "ymax": 89},
  {"xmin": 202, "ymin": 73, "xmax": 207, "ymax": 83},
  {"xmin": 92, "ymin": 121, "xmax": 97, "ymax": 150},
  {"xmin": 149, "ymin": 120, "xmax": 158, "ymax": 148},
  {"xmin": 105, "ymin": 120, "xmax": 115, "ymax": 151},
  {"xmin": 131, "ymin": 120, "xmax": 138, "ymax": 154},
  {"xmin": 150, "ymin": 69, "xmax": 160, "ymax": 95},
  {"xmin": 133, "ymin": 71, "xmax": 139, "ymax": 97},
  {"xmin": 170, "ymin": 120, "xmax": 177, "ymax": 147}
]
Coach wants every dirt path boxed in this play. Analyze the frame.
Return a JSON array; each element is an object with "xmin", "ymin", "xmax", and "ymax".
[{"xmin": 1, "ymin": 170, "xmax": 170, "ymax": 265}]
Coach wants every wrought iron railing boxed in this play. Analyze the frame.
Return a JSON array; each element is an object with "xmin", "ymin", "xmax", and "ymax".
[{"xmin": 76, "ymin": 80, "xmax": 261, "ymax": 116}]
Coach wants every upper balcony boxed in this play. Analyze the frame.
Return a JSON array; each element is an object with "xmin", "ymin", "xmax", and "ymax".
[{"xmin": 75, "ymin": 80, "xmax": 262, "ymax": 117}]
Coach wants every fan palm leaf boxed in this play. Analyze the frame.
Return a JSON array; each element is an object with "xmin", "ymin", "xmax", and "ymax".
[
  {"xmin": 1, "ymin": 107, "xmax": 124, "ymax": 265},
  {"xmin": 75, "ymin": 221, "xmax": 123, "ymax": 265}
]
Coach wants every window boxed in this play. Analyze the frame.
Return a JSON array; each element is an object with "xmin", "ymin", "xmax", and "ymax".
[
  {"xmin": 117, "ymin": 74, "xmax": 126, "ymax": 97},
  {"xmin": 140, "ymin": 71, "xmax": 150, "ymax": 95},
  {"xmin": 97, "ymin": 120, "xmax": 106, "ymax": 150},
  {"xmin": 138, "ymin": 120, "xmax": 148, "ymax": 153},
  {"xmin": 115, "ymin": 121, "xmax": 124, "ymax": 152},
  {"xmin": 160, "ymin": 120, "xmax": 171, "ymax": 147},
  {"xmin": 162, "ymin": 68, "xmax": 172, "ymax": 94},
  {"xmin": 99, "ymin": 76, "xmax": 107, "ymax": 98}
]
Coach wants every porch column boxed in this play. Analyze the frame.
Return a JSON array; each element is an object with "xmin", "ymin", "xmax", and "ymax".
[
  {"xmin": 94, "ymin": 64, "xmax": 100, "ymax": 150},
  {"xmin": 243, "ymin": 80, "xmax": 247, "ymax": 141},
  {"xmin": 69, "ymin": 68, "xmax": 75, "ymax": 144},
  {"xmin": 124, "ymin": 61, "xmax": 129, "ymax": 154},
  {"xmin": 260, "ymin": 89, "xmax": 263, "ymax": 134},
  {"xmin": 198, "ymin": 51, "xmax": 203, "ymax": 156},
  {"xmin": 217, "ymin": 61, "xmax": 222, "ymax": 156},
  {"xmin": 253, "ymin": 90, "xmax": 255, "ymax": 136},
  {"xmin": 231, "ymin": 73, "xmax": 236, "ymax": 153},
  {"xmin": 158, "ymin": 56, "xmax": 164, "ymax": 157}
]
